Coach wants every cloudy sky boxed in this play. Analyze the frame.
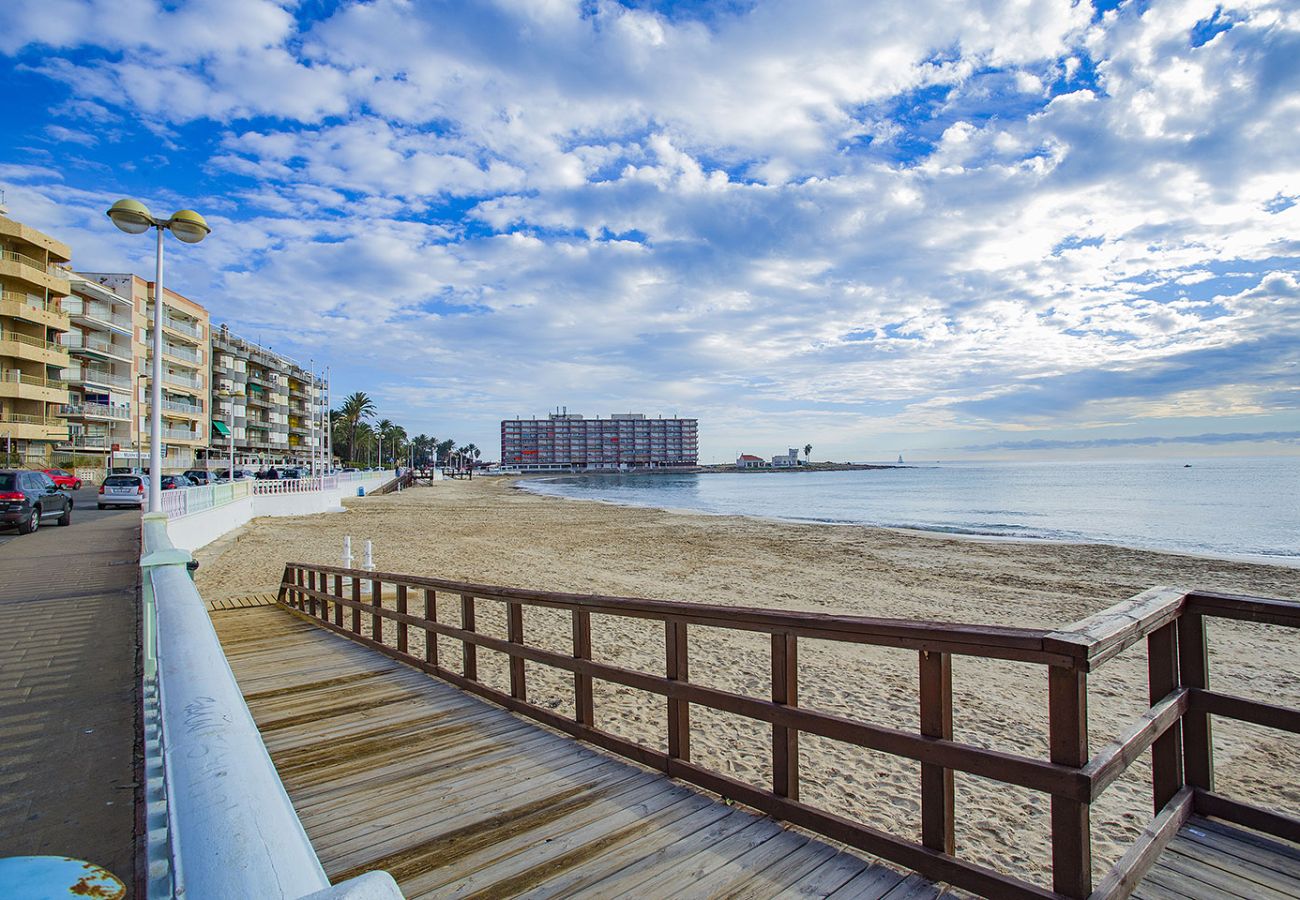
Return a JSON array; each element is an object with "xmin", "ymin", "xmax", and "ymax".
[{"xmin": 2, "ymin": 0, "xmax": 1298, "ymax": 462}]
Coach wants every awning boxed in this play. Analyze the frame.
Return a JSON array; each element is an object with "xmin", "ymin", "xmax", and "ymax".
[{"xmin": 212, "ymin": 421, "xmax": 231, "ymax": 437}]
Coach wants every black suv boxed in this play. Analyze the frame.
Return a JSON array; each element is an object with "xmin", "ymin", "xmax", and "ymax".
[{"xmin": 0, "ymin": 469, "xmax": 73, "ymax": 534}]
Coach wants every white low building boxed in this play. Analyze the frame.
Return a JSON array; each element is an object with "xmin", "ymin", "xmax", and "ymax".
[{"xmin": 772, "ymin": 448, "xmax": 800, "ymax": 467}]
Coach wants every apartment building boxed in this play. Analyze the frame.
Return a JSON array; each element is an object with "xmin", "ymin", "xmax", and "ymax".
[
  {"xmin": 81, "ymin": 273, "xmax": 211, "ymax": 471},
  {"xmin": 57, "ymin": 274, "xmax": 135, "ymax": 462},
  {"xmin": 0, "ymin": 208, "xmax": 72, "ymax": 466},
  {"xmin": 211, "ymin": 324, "xmax": 327, "ymax": 468},
  {"xmin": 501, "ymin": 411, "xmax": 698, "ymax": 470}
]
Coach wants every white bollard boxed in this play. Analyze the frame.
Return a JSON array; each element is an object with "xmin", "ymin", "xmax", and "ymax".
[
  {"xmin": 343, "ymin": 535, "xmax": 353, "ymax": 569},
  {"xmin": 363, "ymin": 539, "xmax": 374, "ymax": 572}
]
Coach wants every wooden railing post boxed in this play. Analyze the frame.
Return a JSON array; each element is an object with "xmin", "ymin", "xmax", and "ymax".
[
  {"xmin": 370, "ymin": 578, "xmax": 382, "ymax": 642},
  {"xmin": 1049, "ymin": 664, "xmax": 1091, "ymax": 898},
  {"xmin": 308, "ymin": 570, "xmax": 320, "ymax": 618},
  {"xmin": 507, "ymin": 602, "xmax": 526, "ymax": 701},
  {"xmin": 461, "ymin": 593, "xmax": 477, "ymax": 680},
  {"xmin": 424, "ymin": 588, "xmax": 437, "ymax": 666},
  {"xmin": 573, "ymin": 609, "xmax": 594, "ymax": 727},
  {"xmin": 396, "ymin": 584, "xmax": 409, "ymax": 653},
  {"xmin": 1178, "ymin": 612, "xmax": 1214, "ymax": 791},
  {"xmin": 772, "ymin": 632, "xmax": 799, "ymax": 800},
  {"xmin": 1148, "ymin": 620, "xmax": 1184, "ymax": 810},
  {"xmin": 920, "ymin": 650, "xmax": 955, "ymax": 855},
  {"xmin": 293, "ymin": 567, "xmax": 303, "ymax": 610},
  {"xmin": 276, "ymin": 566, "xmax": 290, "ymax": 605},
  {"xmin": 666, "ymin": 620, "xmax": 690, "ymax": 762},
  {"xmin": 332, "ymin": 574, "xmax": 343, "ymax": 628},
  {"xmin": 350, "ymin": 574, "xmax": 361, "ymax": 634}
]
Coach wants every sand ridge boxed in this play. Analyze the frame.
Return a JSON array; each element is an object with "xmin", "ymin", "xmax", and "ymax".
[{"xmin": 196, "ymin": 476, "xmax": 1300, "ymax": 888}]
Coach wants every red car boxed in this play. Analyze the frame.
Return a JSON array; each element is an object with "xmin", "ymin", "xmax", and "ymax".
[{"xmin": 43, "ymin": 468, "xmax": 83, "ymax": 491}]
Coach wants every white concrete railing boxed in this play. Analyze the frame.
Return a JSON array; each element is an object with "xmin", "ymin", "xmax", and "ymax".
[
  {"xmin": 140, "ymin": 514, "xmax": 401, "ymax": 899},
  {"xmin": 159, "ymin": 479, "xmax": 253, "ymax": 519}
]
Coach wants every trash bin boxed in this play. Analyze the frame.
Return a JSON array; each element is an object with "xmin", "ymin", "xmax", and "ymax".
[{"xmin": 357, "ymin": 486, "xmax": 366, "ymax": 497}]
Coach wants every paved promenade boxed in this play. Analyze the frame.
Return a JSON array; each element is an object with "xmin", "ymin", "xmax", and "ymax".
[{"xmin": 0, "ymin": 496, "xmax": 141, "ymax": 893}]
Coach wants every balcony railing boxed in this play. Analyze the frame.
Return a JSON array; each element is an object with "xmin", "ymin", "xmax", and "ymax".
[
  {"xmin": 73, "ymin": 368, "xmax": 132, "ymax": 390},
  {"xmin": 0, "ymin": 329, "xmax": 67, "ymax": 354},
  {"xmin": 61, "ymin": 401, "xmax": 131, "ymax": 421},
  {"xmin": 62, "ymin": 297, "xmax": 133, "ymax": 330},
  {"xmin": 61, "ymin": 331, "xmax": 132, "ymax": 359},
  {"xmin": 1, "ymin": 248, "xmax": 64, "ymax": 278},
  {"xmin": 0, "ymin": 411, "xmax": 67, "ymax": 428},
  {"xmin": 163, "ymin": 371, "xmax": 202, "ymax": 389},
  {"xmin": 1, "ymin": 369, "xmax": 67, "ymax": 391},
  {"xmin": 163, "ymin": 316, "xmax": 202, "ymax": 339},
  {"xmin": 163, "ymin": 399, "xmax": 204, "ymax": 416},
  {"xmin": 163, "ymin": 342, "xmax": 201, "ymax": 363},
  {"xmin": 163, "ymin": 427, "xmax": 200, "ymax": 442}
]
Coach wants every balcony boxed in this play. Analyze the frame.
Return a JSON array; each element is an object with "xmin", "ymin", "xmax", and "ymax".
[
  {"xmin": 0, "ymin": 328, "xmax": 69, "ymax": 367},
  {"xmin": 2, "ymin": 292, "xmax": 70, "ymax": 330},
  {"xmin": 0, "ymin": 368, "xmax": 68, "ymax": 404},
  {"xmin": 163, "ymin": 371, "xmax": 202, "ymax": 390},
  {"xmin": 163, "ymin": 398, "xmax": 204, "ymax": 418},
  {"xmin": 72, "ymin": 368, "xmax": 131, "ymax": 391},
  {"xmin": 61, "ymin": 331, "xmax": 133, "ymax": 362},
  {"xmin": 163, "ymin": 315, "xmax": 202, "ymax": 340},
  {"xmin": 162, "ymin": 427, "xmax": 201, "ymax": 443},
  {"xmin": 61, "ymin": 401, "xmax": 131, "ymax": 422},
  {"xmin": 61, "ymin": 297, "xmax": 132, "ymax": 333},
  {"xmin": 0, "ymin": 411, "xmax": 68, "ymax": 441}
]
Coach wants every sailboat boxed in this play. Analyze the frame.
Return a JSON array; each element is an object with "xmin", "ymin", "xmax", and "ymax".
[{"xmin": 897, "ymin": 453, "xmax": 904, "ymax": 464}]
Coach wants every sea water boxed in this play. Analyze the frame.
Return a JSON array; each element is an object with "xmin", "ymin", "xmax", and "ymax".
[{"xmin": 520, "ymin": 457, "xmax": 1300, "ymax": 563}]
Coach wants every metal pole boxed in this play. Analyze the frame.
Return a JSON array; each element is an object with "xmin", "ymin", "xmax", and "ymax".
[
  {"xmin": 149, "ymin": 226, "xmax": 164, "ymax": 511},
  {"xmin": 229, "ymin": 407, "xmax": 235, "ymax": 479},
  {"xmin": 308, "ymin": 358, "xmax": 315, "ymax": 478},
  {"xmin": 325, "ymin": 366, "xmax": 331, "ymax": 473}
]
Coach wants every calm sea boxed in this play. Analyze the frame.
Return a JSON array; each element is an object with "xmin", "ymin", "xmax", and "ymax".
[{"xmin": 520, "ymin": 457, "xmax": 1300, "ymax": 563}]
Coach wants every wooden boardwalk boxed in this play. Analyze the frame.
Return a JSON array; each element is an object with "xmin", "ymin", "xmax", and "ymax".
[
  {"xmin": 213, "ymin": 600, "xmax": 1300, "ymax": 899},
  {"xmin": 213, "ymin": 605, "xmax": 947, "ymax": 899}
]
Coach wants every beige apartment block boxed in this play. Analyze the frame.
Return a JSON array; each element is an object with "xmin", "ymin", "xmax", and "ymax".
[
  {"xmin": 58, "ymin": 274, "xmax": 135, "ymax": 464},
  {"xmin": 82, "ymin": 273, "xmax": 211, "ymax": 472},
  {"xmin": 0, "ymin": 208, "xmax": 72, "ymax": 466}
]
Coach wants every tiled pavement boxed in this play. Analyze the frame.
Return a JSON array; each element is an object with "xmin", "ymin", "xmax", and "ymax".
[{"xmin": 0, "ymin": 507, "xmax": 141, "ymax": 893}]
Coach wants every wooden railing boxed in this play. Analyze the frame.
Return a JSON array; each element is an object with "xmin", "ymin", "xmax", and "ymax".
[{"xmin": 277, "ymin": 565, "xmax": 1300, "ymax": 900}]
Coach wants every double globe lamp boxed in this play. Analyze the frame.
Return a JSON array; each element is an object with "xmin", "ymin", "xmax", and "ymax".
[{"xmin": 106, "ymin": 199, "xmax": 211, "ymax": 512}]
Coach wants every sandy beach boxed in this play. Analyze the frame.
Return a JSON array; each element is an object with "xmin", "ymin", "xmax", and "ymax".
[{"xmin": 197, "ymin": 476, "xmax": 1300, "ymax": 888}]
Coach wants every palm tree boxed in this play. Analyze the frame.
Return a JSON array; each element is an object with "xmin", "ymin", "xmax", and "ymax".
[
  {"xmin": 413, "ymin": 434, "xmax": 433, "ymax": 467},
  {"xmin": 803, "ymin": 443, "xmax": 812, "ymax": 464},
  {"xmin": 339, "ymin": 392, "xmax": 376, "ymax": 463},
  {"xmin": 436, "ymin": 438, "xmax": 456, "ymax": 466}
]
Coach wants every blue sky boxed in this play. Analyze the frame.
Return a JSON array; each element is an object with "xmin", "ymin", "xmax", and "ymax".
[{"xmin": 1, "ymin": 0, "xmax": 1298, "ymax": 462}]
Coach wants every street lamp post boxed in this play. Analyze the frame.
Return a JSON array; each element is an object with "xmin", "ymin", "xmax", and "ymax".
[{"xmin": 107, "ymin": 199, "xmax": 210, "ymax": 512}]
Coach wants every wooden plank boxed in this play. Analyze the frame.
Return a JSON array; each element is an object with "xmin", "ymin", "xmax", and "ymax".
[
  {"xmin": 396, "ymin": 584, "xmax": 408, "ymax": 653},
  {"xmin": 370, "ymin": 577, "xmax": 383, "ymax": 642},
  {"xmin": 1043, "ymin": 586, "xmax": 1186, "ymax": 670},
  {"xmin": 1180, "ymin": 818, "xmax": 1300, "ymax": 878},
  {"xmin": 1148, "ymin": 622, "xmax": 1184, "ymax": 812},
  {"xmin": 666, "ymin": 619, "xmax": 690, "ymax": 762},
  {"xmin": 826, "ymin": 864, "xmax": 909, "ymax": 899},
  {"xmin": 332, "ymin": 573, "xmax": 344, "ymax": 628},
  {"xmin": 773, "ymin": 632, "xmax": 799, "ymax": 801},
  {"xmin": 1185, "ymin": 591, "xmax": 1300, "ymax": 629},
  {"xmin": 1048, "ymin": 664, "xmax": 1091, "ymax": 898},
  {"xmin": 573, "ymin": 609, "xmax": 594, "ymax": 727},
  {"xmin": 423, "ymin": 588, "xmax": 436, "ymax": 666},
  {"xmin": 1191, "ymin": 689, "xmax": 1300, "ymax": 736},
  {"xmin": 675, "ymin": 829, "xmax": 814, "ymax": 898},
  {"xmin": 919, "ymin": 649, "xmax": 954, "ymax": 854},
  {"xmin": 603, "ymin": 816, "xmax": 791, "ymax": 897},
  {"xmin": 1161, "ymin": 840, "xmax": 1300, "ymax": 899},
  {"xmin": 1177, "ymin": 613, "xmax": 1214, "ymax": 792},
  {"xmin": 1084, "ymin": 687, "xmax": 1189, "ymax": 799},
  {"xmin": 461, "ymin": 592, "xmax": 477, "ymax": 680},
  {"xmin": 882, "ymin": 872, "xmax": 944, "ymax": 898},
  {"xmin": 783, "ymin": 850, "xmax": 874, "ymax": 897},
  {"xmin": 719, "ymin": 840, "xmax": 841, "ymax": 899},
  {"xmin": 508, "ymin": 600, "xmax": 526, "ymax": 701},
  {"xmin": 1194, "ymin": 791, "xmax": 1300, "ymax": 845},
  {"xmin": 480, "ymin": 797, "xmax": 747, "ymax": 898},
  {"xmin": 350, "ymin": 575, "xmax": 361, "ymax": 633},
  {"xmin": 1090, "ymin": 786, "xmax": 1193, "ymax": 900}
]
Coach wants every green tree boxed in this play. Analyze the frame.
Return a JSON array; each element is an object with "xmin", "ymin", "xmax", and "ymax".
[
  {"xmin": 339, "ymin": 392, "xmax": 376, "ymax": 462},
  {"xmin": 803, "ymin": 443, "xmax": 812, "ymax": 463}
]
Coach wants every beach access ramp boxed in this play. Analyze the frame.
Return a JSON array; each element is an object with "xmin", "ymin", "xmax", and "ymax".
[{"xmin": 209, "ymin": 567, "xmax": 1300, "ymax": 899}]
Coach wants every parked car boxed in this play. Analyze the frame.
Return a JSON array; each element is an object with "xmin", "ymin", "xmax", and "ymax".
[
  {"xmin": 99, "ymin": 474, "xmax": 146, "ymax": 509},
  {"xmin": 1, "ymin": 470, "xmax": 73, "ymax": 533},
  {"xmin": 183, "ymin": 469, "xmax": 215, "ymax": 486},
  {"xmin": 342, "ymin": 467, "xmax": 360, "ymax": 473},
  {"xmin": 279, "ymin": 467, "xmax": 304, "ymax": 480},
  {"xmin": 215, "ymin": 468, "xmax": 256, "ymax": 482},
  {"xmin": 43, "ymin": 468, "xmax": 83, "ymax": 491},
  {"xmin": 159, "ymin": 475, "xmax": 193, "ymax": 490}
]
